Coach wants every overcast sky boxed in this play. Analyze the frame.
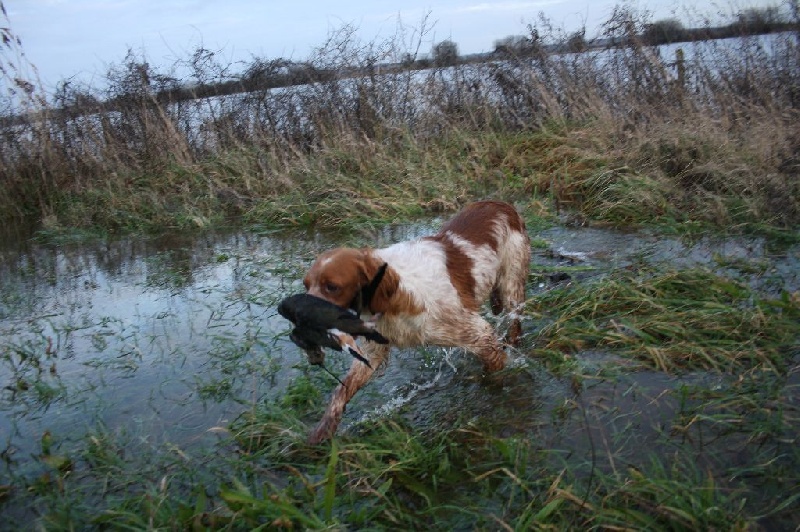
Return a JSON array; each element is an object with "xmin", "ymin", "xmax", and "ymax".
[{"xmin": 4, "ymin": 0, "xmax": 780, "ymax": 91}]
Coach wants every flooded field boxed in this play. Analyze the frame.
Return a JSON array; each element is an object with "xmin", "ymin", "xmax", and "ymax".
[{"xmin": 1, "ymin": 220, "xmax": 798, "ymax": 527}]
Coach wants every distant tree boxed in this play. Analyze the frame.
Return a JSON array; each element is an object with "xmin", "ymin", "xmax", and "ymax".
[
  {"xmin": 52, "ymin": 80, "xmax": 100, "ymax": 109},
  {"xmin": 416, "ymin": 57, "xmax": 432, "ymax": 69},
  {"xmin": 432, "ymin": 39, "xmax": 459, "ymax": 66},
  {"xmin": 735, "ymin": 6, "xmax": 786, "ymax": 32},
  {"xmin": 601, "ymin": 5, "xmax": 650, "ymax": 45},
  {"xmin": 565, "ymin": 29, "xmax": 587, "ymax": 53},
  {"xmin": 400, "ymin": 52, "xmax": 415, "ymax": 68},
  {"xmin": 493, "ymin": 35, "xmax": 534, "ymax": 56},
  {"xmin": 243, "ymin": 58, "xmax": 287, "ymax": 83},
  {"xmin": 643, "ymin": 18, "xmax": 687, "ymax": 44}
]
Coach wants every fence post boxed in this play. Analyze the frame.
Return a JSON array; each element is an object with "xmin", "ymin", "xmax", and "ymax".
[{"xmin": 675, "ymin": 48, "xmax": 686, "ymax": 90}]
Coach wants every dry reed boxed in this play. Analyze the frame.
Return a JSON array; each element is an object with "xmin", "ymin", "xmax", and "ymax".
[{"xmin": 1, "ymin": 4, "xmax": 798, "ymax": 233}]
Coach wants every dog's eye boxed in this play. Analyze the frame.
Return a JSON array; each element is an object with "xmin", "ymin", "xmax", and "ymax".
[{"xmin": 324, "ymin": 282, "xmax": 340, "ymax": 294}]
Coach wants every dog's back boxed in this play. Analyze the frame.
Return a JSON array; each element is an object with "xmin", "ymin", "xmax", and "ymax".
[{"xmin": 372, "ymin": 200, "xmax": 530, "ymax": 346}]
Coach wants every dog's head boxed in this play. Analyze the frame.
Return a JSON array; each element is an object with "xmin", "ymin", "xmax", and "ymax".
[{"xmin": 303, "ymin": 248, "xmax": 393, "ymax": 314}]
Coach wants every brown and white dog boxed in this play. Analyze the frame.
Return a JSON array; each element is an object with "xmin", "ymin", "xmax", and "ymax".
[{"xmin": 302, "ymin": 200, "xmax": 531, "ymax": 443}]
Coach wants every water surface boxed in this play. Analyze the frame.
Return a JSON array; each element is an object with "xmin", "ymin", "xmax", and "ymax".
[{"xmin": 1, "ymin": 222, "xmax": 798, "ymax": 494}]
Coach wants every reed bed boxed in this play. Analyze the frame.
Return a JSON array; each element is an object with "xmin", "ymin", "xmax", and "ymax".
[{"xmin": 1, "ymin": 5, "xmax": 798, "ymax": 235}]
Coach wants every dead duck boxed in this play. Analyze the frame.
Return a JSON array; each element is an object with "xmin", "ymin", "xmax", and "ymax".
[{"xmin": 277, "ymin": 293, "xmax": 388, "ymax": 369}]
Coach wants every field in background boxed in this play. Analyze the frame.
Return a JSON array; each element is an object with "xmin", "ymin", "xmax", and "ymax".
[{"xmin": 1, "ymin": 4, "xmax": 798, "ymax": 238}]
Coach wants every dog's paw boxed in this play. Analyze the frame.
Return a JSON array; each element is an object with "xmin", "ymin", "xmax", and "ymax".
[{"xmin": 308, "ymin": 417, "xmax": 337, "ymax": 445}]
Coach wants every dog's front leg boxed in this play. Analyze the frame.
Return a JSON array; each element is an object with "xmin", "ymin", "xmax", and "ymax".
[{"xmin": 308, "ymin": 343, "xmax": 390, "ymax": 444}]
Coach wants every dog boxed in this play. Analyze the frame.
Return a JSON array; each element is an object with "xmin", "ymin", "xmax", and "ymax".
[{"xmin": 302, "ymin": 200, "xmax": 531, "ymax": 443}]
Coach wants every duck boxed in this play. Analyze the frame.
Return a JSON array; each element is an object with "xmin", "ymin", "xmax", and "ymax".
[
  {"xmin": 279, "ymin": 262, "xmax": 388, "ymax": 369},
  {"xmin": 279, "ymin": 291, "xmax": 391, "ymax": 368}
]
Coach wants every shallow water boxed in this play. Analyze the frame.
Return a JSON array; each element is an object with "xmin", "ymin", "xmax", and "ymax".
[{"xmin": 0, "ymin": 222, "xmax": 798, "ymax": 490}]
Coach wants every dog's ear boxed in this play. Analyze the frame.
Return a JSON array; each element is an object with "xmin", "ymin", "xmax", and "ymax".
[{"xmin": 347, "ymin": 251, "xmax": 384, "ymax": 314}]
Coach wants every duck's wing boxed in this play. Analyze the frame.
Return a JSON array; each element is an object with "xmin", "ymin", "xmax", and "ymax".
[{"xmin": 327, "ymin": 330, "xmax": 373, "ymax": 368}]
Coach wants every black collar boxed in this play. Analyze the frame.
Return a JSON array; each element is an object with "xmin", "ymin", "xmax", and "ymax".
[{"xmin": 349, "ymin": 262, "xmax": 387, "ymax": 316}]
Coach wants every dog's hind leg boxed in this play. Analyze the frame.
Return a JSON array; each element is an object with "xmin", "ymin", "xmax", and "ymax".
[
  {"xmin": 466, "ymin": 317, "xmax": 507, "ymax": 372},
  {"xmin": 496, "ymin": 231, "xmax": 531, "ymax": 346},
  {"xmin": 308, "ymin": 343, "xmax": 390, "ymax": 444},
  {"xmin": 434, "ymin": 312, "xmax": 507, "ymax": 372}
]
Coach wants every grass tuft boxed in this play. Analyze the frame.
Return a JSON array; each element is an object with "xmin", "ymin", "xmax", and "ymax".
[{"xmin": 529, "ymin": 268, "xmax": 800, "ymax": 372}]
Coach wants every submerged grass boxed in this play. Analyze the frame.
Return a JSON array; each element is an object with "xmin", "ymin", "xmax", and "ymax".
[
  {"xmin": 2, "ymin": 244, "xmax": 798, "ymax": 528},
  {"xmin": 31, "ymin": 370, "xmax": 786, "ymax": 530}
]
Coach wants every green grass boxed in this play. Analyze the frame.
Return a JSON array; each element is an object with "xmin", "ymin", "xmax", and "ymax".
[
  {"xmin": 26, "ymin": 370, "xmax": 792, "ymax": 529},
  {"xmin": 3, "ymin": 275, "xmax": 798, "ymax": 530},
  {"xmin": 528, "ymin": 268, "xmax": 799, "ymax": 373}
]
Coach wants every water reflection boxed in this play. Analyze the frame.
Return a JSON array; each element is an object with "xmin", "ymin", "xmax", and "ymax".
[{"xmin": 1, "ymin": 229, "xmax": 311, "ymax": 465}]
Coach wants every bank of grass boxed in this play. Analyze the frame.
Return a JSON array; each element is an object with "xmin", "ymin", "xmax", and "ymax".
[
  {"xmin": 1, "ymin": 5, "xmax": 798, "ymax": 238},
  {"xmin": 29, "ymin": 120, "xmax": 800, "ymax": 235},
  {"xmin": 26, "ymin": 120, "xmax": 800, "ymax": 241}
]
